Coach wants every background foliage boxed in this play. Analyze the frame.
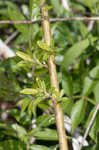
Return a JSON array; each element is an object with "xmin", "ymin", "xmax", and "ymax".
[{"xmin": 0, "ymin": 0, "xmax": 99, "ymax": 149}]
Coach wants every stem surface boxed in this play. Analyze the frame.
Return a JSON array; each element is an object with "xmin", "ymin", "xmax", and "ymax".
[{"xmin": 41, "ymin": 2, "xmax": 68, "ymax": 150}]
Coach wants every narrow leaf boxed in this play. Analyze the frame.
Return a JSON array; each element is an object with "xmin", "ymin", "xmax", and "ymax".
[
  {"xmin": 62, "ymin": 39, "xmax": 89, "ymax": 68},
  {"xmin": 20, "ymin": 88, "xmax": 38, "ymax": 95},
  {"xmin": 82, "ymin": 65, "xmax": 99, "ymax": 96},
  {"xmin": 37, "ymin": 41, "xmax": 52, "ymax": 51},
  {"xmin": 62, "ymin": 98, "xmax": 73, "ymax": 116},
  {"xmin": 62, "ymin": 71, "xmax": 73, "ymax": 96},
  {"xmin": 71, "ymin": 99, "xmax": 86, "ymax": 133},
  {"xmin": 30, "ymin": 128, "xmax": 58, "ymax": 141},
  {"xmin": 0, "ymin": 140, "xmax": 25, "ymax": 150},
  {"xmin": 16, "ymin": 51, "xmax": 33, "ymax": 62},
  {"xmin": 94, "ymin": 82, "xmax": 99, "ymax": 103},
  {"xmin": 30, "ymin": 145, "xmax": 51, "ymax": 150}
]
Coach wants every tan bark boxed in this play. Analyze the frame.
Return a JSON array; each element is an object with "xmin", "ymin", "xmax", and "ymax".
[{"xmin": 41, "ymin": 2, "xmax": 68, "ymax": 150}]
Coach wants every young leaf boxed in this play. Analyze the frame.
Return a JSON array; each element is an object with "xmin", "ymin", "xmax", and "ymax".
[
  {"xmin": 20, "ymin": 88, "xmax": 38, "ymax": 95},
  {"xmin": 16, "ymin": 51, "xmax": 33, "ymax": 62},
  {"xmin": 37, "ymin": 41, "xmax": 52, "ymax": 51},
  {"xmin": 27, "ymin": 100, "xmax": 34, "ymax": 117},
  {"xmin": 71, "ymin": 99, "xmax": 86, "ymax": 133},
  {"xmin": 62, "ymin": 39, "xmax": 89, "ymax": 68},
  {"xmin": 82, "ymin": 65, "xmax": 99, "ymax": 96},
  {"xmin": 21, "ymin": 98, "xmax": 31, "ymax": 114},
  {"xmin": 32, "ymin": 98, "xmax": 44, "ymax": 117}
]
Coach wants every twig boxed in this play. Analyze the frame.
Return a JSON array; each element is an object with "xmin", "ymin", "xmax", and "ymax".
[
  {"xmin": 50, "ymin": 17, "xmax": 99, "ymax": 21},
  {"xmin": 40, "ymin": 1, "xmax": 68, "ymax": 150},
  {"xmin": 1, "ymin": 17, "xmax": 99, "ymax": 25},
  {"xmin": 34, "ymin": 57, "xmax": 48, "ymax": 69},
  {"xmin": 0, "ymin": 20, "xmax": 40, "ymax": 24},
  {"xmin": 78, "ymin": 103, "xmax": 99, "ymax": 150},
  {"xmin": 5, "ymin": 30, "xmax": 19, "ymax": 44}
]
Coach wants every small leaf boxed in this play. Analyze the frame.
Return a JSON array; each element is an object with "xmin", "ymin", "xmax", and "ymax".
[
  {"xmin": 32, "ymin": 98, "xmax": 44, "ymax": 117},
  {"xmin": 62, "ymin": 39, "xmax": 89, "ymax": 68},
  {"xmin": 12, "ymin": 124, "xmax": 27, "ymax": 141},
  {"xmin": 37, "ymin": 41, "xmax": 52, "ymax": 51},
  {"xmin": 62, "ymin": 98, "xmax": 73, "ymax": 116},
  {"xmin": 16, "ymin": 51, "xmax": 33, "ymax": 62},
  {"xmin": 50, "ymin": 0, "xmax": 63, "ymax": 16},
  {"xmin": 94, "ymin": 82, "xmax": 99, "ymax": 103},
  {"xmin": 30, "ymin": 145, "xmax": 51, "ymax": 150},
  {"xmin": 36, "ymin": 115, "xmax": 55, "ymax": 127},
  {"xmin": 27, "ymin": 100, "xmax": 34, "ymax": 117},
  {"xmin": 29, "ymin": 128, "xmax": 58, "ymax": 141},
  {"xmin": 0, "ymin": 140, "xmax": 25, "ymax": 150},
  {"xmin": 20, "ymin": 88, "xmax": 38, "ymax": 95},
  {"xmin": 21, "ymin": 98, "xmax": 31, "ymax": 113},
  {"xmin": 62, "ymin": 71, "xmax": 73, "ymax": 96},
  {"xmin": 82, "ymin": 65, "xmax": 99, "ymax": 96},
  {"xmin": 44, "ymin": 6, "xmax": 52, "ymax": 11},
  {"xmin": 89, "ymin": 112, "xmax": 99, "ymax": 143},
  {"xmin": 85, "ymin": 108, "xmax": 95, "ymax": 128},
  {"xmin": 85, "ymin": 107, "xmax": 99, "ymax": 143},
  {"xmin": 71, "ymin": 99, "xmax": 86, "ymax": 133}
]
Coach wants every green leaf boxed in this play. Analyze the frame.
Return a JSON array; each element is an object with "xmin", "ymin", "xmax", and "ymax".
[
  {"xmin": 0, "ymin": 123, "xmax": 8, "ymax": 130},
  {"xmin": 62, "ymin": 98, "xmax": 73, "ymax": 116},
  {"xmin": 62, "ymin": 39, "xmax": 89, "ymax": 68},
  {"xmin": 30, "ymin": 0, "xmax": 34, "ymax": 16},
  {"xmin": 94, "ymin": 82, "xmax": 99, "ymax": 103},
  {"xmin": 0, "ymin": 140, "xmax": 25, "ymax": 150},
  {"xmin": 30, "ymin": 0, "xmax": 40, "ymax": 20},
  {"xmin": 29, "ymin": 128, "xmax": 58, "ymax": 141},
  {"xmin": 71, "ymin": 99, "xmax": 86, "ymax": 133},
  {"xmin": 7, "ymin": 109, "xmax": 31, "ymax": 126},
  {"xmin": 62, "ymin": 71, "xmax": 73, "ymax": 96},
  {"xmin": 80, "ymin": 22, "xmax": 89, "ymax": 38},
  {"xmin": 16, "ymin": 51, "xmax": 33, "ymax": 62},
  {"xmin": 84, "ymin": 145, "xmax": 98, "ymax": 150},
  {"xmin": 8, "ymin": 7, "xmax": 29, "ymax": 34},
  {"xmin": 50, "ymin": 0, "xmax": 63, "ymax": 16},
  {"xmin": 12, "ymin": 124, "xmax": 27, "ymax": 142},
  {"xmin": 32, "ymin": 98, "xmax": 44, "ymax": 117},
  {"xmin": 36, "ymin": 115, "xmax": 55, "ymax": 127},
  {"xmin": 82, "ymin": 65, "xmax": 99, "ymax": 96},
  {"xmin": 21, "ymin": 98, "xmax": 31, "ymax": 113},
  {"xmin": 85, "ymin": 108, "xmax": 95, "ymax": 128},
  {"xmin": 26, "ymin": 100, "xmax": 34, "ymax": 117},
  {"xmin": 89, "ymin": 112, "xmax": 99, "ymax": 143},
  {"xmin": 85, "ymin": 107, "xmax": 99, "ymax": 143},
  {"xmin": 20, "ymin": 88, "xmax": 38, "ymax": 95},
  {"xmin": 30, "ymin": 145, "xmax": 51, "ymax": 150},
  {"xmin": 37, "ymin": 41, "xmax": 52, "ymax": 51}
]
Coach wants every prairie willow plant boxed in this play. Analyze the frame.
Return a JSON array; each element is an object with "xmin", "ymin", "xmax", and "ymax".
[{"xmin": 0, "ymin": 0, "xmax": 99, "ymax": 150}]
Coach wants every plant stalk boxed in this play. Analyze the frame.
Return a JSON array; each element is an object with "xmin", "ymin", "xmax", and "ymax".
[{"xmin": 41, "ymin": 2, "xmax": 68, "ymax": 150}]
